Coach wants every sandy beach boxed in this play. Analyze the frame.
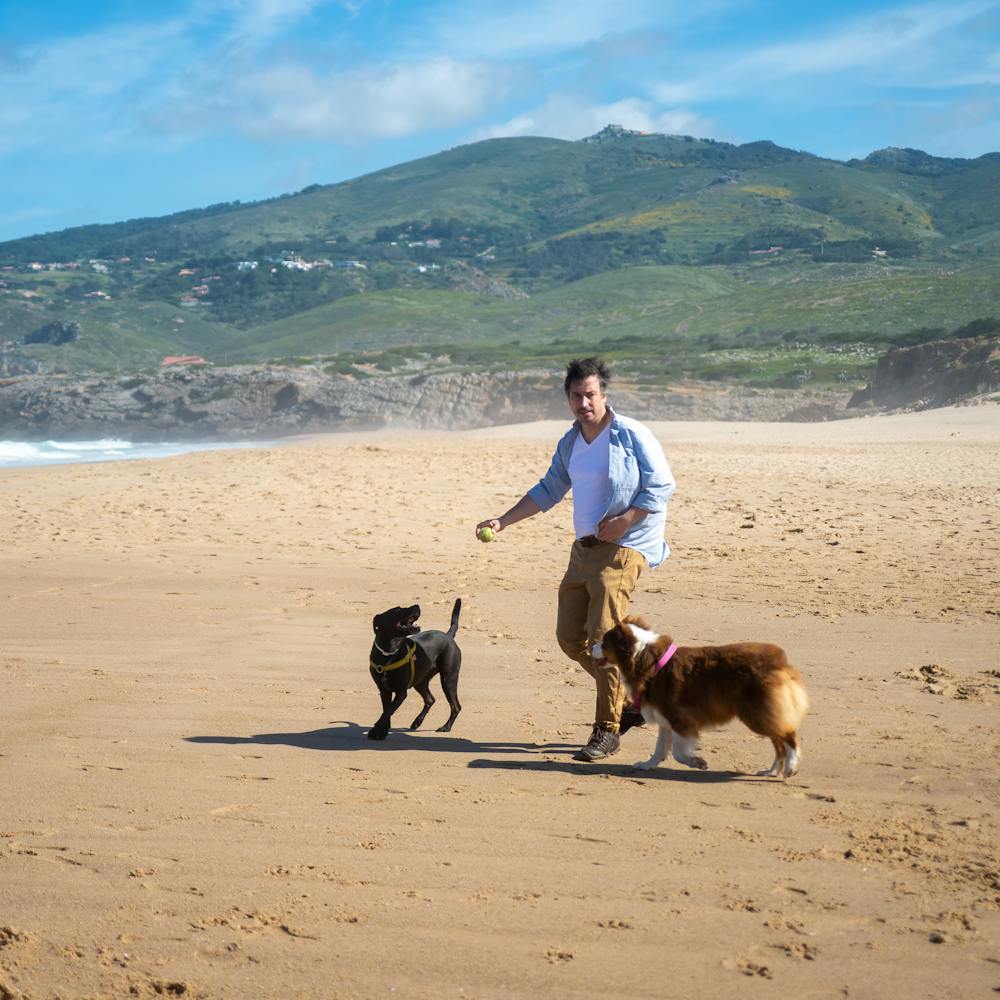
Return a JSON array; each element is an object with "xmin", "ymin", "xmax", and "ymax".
[{"xmin": 1, "ymin": 403, "xmax": 998, "ymax": 1000}]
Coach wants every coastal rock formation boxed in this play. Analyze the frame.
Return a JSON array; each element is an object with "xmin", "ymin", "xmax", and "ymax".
[
  {"xmin": 848, "ymin": 336, "xmax": 1000, "ymax": 411},
  {"xmin": 0, "ymin": 367, "xmax": 852, "ymax": 441}
]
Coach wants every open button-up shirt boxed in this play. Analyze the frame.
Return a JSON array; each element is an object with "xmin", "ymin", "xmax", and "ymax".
[{"xmin": 527, "ymin": 408, "xmax": 676, "ymax": 568}]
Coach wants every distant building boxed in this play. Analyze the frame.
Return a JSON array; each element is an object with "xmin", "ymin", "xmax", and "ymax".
[
  {"xmin": 161, "ymin": 355, "xmax": 209, "ymax": 367},
  {"xmin": 582, "ymin": 124, "xmax": 651, "ymax": 144}
]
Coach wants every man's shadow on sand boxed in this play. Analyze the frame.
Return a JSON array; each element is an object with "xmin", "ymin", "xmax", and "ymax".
[
  {"xmin": 185, "ymin": 720, "xmax": 575, "ymax": 756},
  {"xmin": 185, "ymin": 723, "xmax": 766, "ymax": 782}
]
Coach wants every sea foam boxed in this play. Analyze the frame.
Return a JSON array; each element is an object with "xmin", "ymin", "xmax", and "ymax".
[{"xmin": 0, "ymin": 439, "xmax": 266, "ymax": 468}]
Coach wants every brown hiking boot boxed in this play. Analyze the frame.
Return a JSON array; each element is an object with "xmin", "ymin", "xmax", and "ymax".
[{"xmin": 572, "ymin": 725, "xmax": 621, "ymax": 762}]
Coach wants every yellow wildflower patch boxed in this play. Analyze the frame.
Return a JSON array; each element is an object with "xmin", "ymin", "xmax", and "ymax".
[
  {"xmin": 561, "ymin": 201, "xmax": 703, "ymax": 237},
  {"xmin": 741, "ymin": 185, "xmax": 793, "ymax": 199}
]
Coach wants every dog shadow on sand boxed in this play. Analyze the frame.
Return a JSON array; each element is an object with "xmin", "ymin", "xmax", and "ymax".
[
  {"xmin": 186, "ymin": 720, "xmax": 577, "ymax": 756},
  {"xmin": 467, "ymin": 757, "xmax": 772, "ymax": 783}
]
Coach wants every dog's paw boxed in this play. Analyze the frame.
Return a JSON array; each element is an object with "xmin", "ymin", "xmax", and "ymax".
[
  {"xmin": 435, "ymin": 723, "xmax": 454, "ymax": 732},
  {"xmin": 757, "ymin": 765, "xmax": 782, "ymax": 777},
  {"xmin": 685, "ymin": 756, "xmax": 708, "ymax": 770},
  {"xmin": 634, "ymin": 759, "xmax": 659, "ymax": 771},
  {"xmin": 367, "ymin": 728, "xmax": 388, "ymax": 741}
]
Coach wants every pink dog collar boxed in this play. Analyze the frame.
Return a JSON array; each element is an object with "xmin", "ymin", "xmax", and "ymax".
[{"xmin": 632, "ymin": 643, "xmax": 677, "ymax": 712}]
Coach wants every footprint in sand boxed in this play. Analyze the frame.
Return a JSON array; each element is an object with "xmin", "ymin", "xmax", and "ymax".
[
  {"xmin": 737, "ymin": 959, "xmax": 773, "ymax": 978},
  {"xmin": 545, "ymin": 947, "xmax": 573, "ymax": 964},
  {"xmin": 776, "ymin": 941, "xmax": 819, "ymax": 960}
]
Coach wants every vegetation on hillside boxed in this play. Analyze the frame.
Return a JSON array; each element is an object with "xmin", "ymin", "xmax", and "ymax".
[{"xmin": 2, "ymin": 129, "xmax": 999, "ymax": 386}]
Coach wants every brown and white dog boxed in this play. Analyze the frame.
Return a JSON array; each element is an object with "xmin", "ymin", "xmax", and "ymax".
[{"xmin": 593, "ymin": 615, "xmax": 809, "ymax": 777}]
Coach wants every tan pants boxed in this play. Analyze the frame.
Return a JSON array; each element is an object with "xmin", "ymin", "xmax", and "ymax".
[{"xmin": 556, "ymin": 541, "xmax": 645, "ymax": 732}]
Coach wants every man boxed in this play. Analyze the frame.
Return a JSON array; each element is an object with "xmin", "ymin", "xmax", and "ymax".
[{"xmin": 476, "ymin": 357, "xmax": 675, "ymax": 761}]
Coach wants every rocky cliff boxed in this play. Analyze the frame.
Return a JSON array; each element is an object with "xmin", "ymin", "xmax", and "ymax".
[
  {"xmin": 848, "ymin": 336, "xmax": 1000, "ymax": 411},
  {"xmin": 0, "ymin": 366, "xmax": 852, "ymax": 441}
]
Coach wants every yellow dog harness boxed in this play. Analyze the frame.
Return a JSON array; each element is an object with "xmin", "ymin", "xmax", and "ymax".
[{"xmin": 370, "ymin": 641, "xmax": 417, "ymax": 688}]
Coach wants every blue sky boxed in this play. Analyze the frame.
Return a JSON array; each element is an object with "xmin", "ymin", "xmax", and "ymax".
[{"xmin": 2, "ymin": 0, "xmax": 998, "ymax": 242}]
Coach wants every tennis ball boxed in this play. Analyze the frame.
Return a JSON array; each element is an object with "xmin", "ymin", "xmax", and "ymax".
[{"xmin": 477, "ymin": 526, "xmax": 495, "ymax": 543}]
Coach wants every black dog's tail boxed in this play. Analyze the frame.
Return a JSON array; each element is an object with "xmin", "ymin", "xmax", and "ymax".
[{"xmin": 447, "ymin": 598, "xmax": 462, "ymax": 637}]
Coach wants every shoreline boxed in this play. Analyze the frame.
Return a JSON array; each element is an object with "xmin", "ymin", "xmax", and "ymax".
[
  {"xmin": 5, "ymin": 399, "xmax": 998, "ymax": 468},
  {"xmin": 0, "ymin": 436, "xmax": 276, "ymax": 469}
]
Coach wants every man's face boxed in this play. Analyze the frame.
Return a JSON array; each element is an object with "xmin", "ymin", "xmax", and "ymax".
[{"xmin": 567, "ymin": 375, "xmax": 608, "ymax": 428}]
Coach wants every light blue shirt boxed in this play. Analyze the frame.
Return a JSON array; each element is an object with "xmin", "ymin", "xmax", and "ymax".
[{"xmin": 527, "ymin": 408, "xmax": 676, "ymax": 568}]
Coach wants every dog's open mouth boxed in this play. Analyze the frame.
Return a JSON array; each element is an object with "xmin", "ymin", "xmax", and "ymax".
[
  {"xmin": 399, "ymin": 607, "xmax": 421, "ymax": 635},
  {"xmin": 373, "ymin": 604, "xmax": 423, "ymax": 641}
]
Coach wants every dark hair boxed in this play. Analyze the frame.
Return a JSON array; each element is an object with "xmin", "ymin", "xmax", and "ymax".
[{"xmin": 564, "ymin": 357, "xmax": 611, "ymax": 396}]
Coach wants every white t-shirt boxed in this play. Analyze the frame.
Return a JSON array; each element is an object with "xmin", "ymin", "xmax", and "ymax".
[{"xmin": 568, "ymin": 424, "xmax": 611, "ymax": 538}]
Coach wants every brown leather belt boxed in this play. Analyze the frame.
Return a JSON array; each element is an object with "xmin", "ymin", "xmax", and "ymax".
[{"xmin": 577, "ymin": 534, "xmax": 602, "ymax": 548}]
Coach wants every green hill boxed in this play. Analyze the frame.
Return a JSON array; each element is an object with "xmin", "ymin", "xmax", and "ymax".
[{"xmin": 2, "ymin": 125, "xmax": 999, "ymax": 386}]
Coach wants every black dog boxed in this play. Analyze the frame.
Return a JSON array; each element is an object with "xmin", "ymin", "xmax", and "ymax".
[{"xmin": 367, "ymin": 599, "xmax": 462, "ymax": 740}]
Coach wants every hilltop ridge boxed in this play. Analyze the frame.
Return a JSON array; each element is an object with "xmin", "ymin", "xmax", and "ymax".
[{"xmin": 1, "ymin": 126, "xmax": 999, "ymax": 388}]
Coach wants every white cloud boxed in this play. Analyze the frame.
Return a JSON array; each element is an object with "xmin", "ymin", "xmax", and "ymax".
[
  {"xmin": 429, "ymin": 0, "xmax": 679, "ymax": 58},
  {"xmin": 0, "ymin": 2, "xmax": 330, "ymax": 155},
  {"xmin": 921, "ymin": 94, "xmax": 1000, "ymax": 154},
  {"xmin": 0, "ymin": 17, "xmax": 192, "ymax": 155},
  {"xmin": 739, "ymin": 1, "xmax": 991, "ymax": 76},
  {"xmin": 651, "ymin": 0, "xmax": 1000, "ymax": 103},
  {"xmin": 224, "ymin": 57, "xmax": 519, "ymax": 141},
  {"xmin": 217, "ymin": 0, "xmax": 325, "ymax": 58},
  {"xmin": 477, "ymin": 94, "xmax": 713, "ymax": 141}
]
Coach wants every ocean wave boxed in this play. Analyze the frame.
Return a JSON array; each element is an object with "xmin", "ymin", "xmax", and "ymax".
[
  {"xmin": 46, "ymin": 438, "xmax": 133, "ymax": 453},
  {"xmin": 0, "ymin": 439, "xmax": 267, "ymax": 468}
]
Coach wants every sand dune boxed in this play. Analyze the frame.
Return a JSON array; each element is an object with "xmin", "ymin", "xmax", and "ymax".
[{"xmin": 1, "ymin": 404, "xmax": 998, "ymax": 999}]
